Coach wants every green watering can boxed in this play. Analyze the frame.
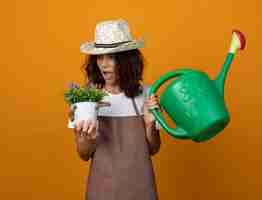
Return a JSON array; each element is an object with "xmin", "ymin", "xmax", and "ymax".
[{"xmin": 148, "ymin": 30, "xmax": 246, "ymax": 142}]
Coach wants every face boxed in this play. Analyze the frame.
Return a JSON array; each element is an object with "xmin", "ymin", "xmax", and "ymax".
[{"xmin": 96, "ymin": 54, "xmax": 118, "ymax": 85}]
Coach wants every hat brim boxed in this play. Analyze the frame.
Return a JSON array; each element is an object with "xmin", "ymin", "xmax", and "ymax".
[{"xmin": 80, "ymin": 38, "xmax": 144, "ymax": 55}]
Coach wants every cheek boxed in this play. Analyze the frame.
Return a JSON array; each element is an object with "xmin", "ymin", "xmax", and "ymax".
[
  {"xmin": 109, "ymin": 60, "xmax": 116, "ymax": 69},
  {"xmin": 96, "ymin": 60, "xmax": 102, "ymax": 67},
  {"xmin": 96, "ymin": 62, "xmax": 103, "ymax": 71}
]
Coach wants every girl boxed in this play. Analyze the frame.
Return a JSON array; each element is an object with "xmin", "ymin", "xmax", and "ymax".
[{"xmin": 70, "ymin": 19, "xmax": 161, "ymax": 200}]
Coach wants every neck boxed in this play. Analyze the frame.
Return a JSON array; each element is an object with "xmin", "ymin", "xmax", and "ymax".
[{"xmin": 104, "ymin": 84, "xmax": 122, "ymax": 94}]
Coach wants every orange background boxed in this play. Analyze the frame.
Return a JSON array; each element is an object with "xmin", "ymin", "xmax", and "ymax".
[{"xmin": 2, "ymin": 0, "xmax": 261, "ymax": 199}]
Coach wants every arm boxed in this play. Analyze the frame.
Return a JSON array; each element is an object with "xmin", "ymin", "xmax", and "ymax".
[
  {"xmin": 145, "ymin": 122, "xmax": 161, "ymax": 156},
  {"xmin": 143, "ymin": 86, "xmax": 161, "ymax": 155},
  {"xmin": 73, "ymin": 120, "xmax": 99, "ymax": 162},
  {"xmin": 143, "ymin": 93, "xmax": 162, "ymax": 156},
  {"xmin": 74, "ymin": 130, "xmax": 97, "ymax": 161},
  {"xmin": 69, "ymin": 101, "xmax": 110, "ymax": 162}
]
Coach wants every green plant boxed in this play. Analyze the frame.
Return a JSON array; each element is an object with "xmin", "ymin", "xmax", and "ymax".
[{"xmin": 64, "ymin": 82, "xmax": 108, "ymax": 105}]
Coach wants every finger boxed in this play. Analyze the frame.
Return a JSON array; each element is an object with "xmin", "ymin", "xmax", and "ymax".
[
  {"xmin": 76, "ymin": 120, "xmax": 84, "ymax": 132},
  {"xmin": 82, "ymin": 120, "xmax": 90, "ymax": 133},
  {"xmin": 145, "ymin": 100, "xmax": 157, "ymax": 110},
  {"xmin": 146, "ymin": 97, "xmax": 157, "ymax": 105},
  {"xmin": 148, "ymin": 102, "xmax": 160, "ymax": 109},
  {"xmin": 150, "ymin": 96, "xmax": 159, "ymax": 102},
  {"xmin": 147, "ymin": 100, "xmax": 159, "ymax": 107},
  {"xmin": 87, "ymin": 120, "xmax": 96, "ymax": 134},
  {"xmin": 150, "ymin": 94, "xmax": 158, "ymax": 99},
  {"xmin": 149, "ymin": 105, "xmax": 159, "ymax": 110},
  {"xmin": 68, "ymin": 108, "xmax": 75, "ymax": 121},
  {"xmin": 82, "ymin": 120, "xmax": 91, "ymax": 137},
  {"xmin": 148, "ymin": 97, "xmax": 158, "ymax": 102},
  {"xmin": 89, "ymin": 121, "xmax": 99, "ymax": 139},
  {"xmin": 75, "ymin": 121, "xmax": 84, "ymax": 137}
]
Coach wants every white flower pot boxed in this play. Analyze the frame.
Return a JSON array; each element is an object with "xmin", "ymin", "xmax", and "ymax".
[{"xmin": 67, "ymin": 102, "xmax": 98, "ymax": 129}]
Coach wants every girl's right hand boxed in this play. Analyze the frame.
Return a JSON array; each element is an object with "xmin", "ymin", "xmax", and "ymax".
[
  {"xmin": 68, "ymin": 101, "xmax": 110, "ymax": 142},
  {"xmin": 74, "ymin": 120, "xmax": 99, "ymax": 142}
]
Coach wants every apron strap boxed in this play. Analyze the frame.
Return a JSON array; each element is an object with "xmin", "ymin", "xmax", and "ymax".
[
  {"xmin": 131, "ymin": 98, "xmax": 147, "ymax": 134},
  {"xmin": 131, "ymin": 98, "xmax": 140, "ymax": 116}
]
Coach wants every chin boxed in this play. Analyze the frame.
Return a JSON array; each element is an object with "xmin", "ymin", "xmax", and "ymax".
[{"xmin": 105, "ymin": 79, "xmax": 116, "ymax": 85}]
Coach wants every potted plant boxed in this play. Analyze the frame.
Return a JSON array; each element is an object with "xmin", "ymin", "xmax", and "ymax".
[{"xmin": 64, "ymin": 82, "xmax": 108, "ymax": 128}]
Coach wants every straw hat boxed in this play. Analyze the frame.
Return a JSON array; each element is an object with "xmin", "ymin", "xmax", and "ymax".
[{"xmin": 80, "ymin": 19, "xmax": 144, "ymax": 55}]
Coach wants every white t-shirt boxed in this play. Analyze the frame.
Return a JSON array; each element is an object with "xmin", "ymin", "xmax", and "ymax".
[
  {"xmin": 68, "ymin": 85, "xmax": 161, "ymax": 129},
  {"xmin": 98, "ymin": 85, "xmax": 147, "ymax": 117}
]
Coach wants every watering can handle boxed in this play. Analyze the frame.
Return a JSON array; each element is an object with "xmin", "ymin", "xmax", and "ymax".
[{"xmin": 148, "ymin": 68, "xmax": 195, "ymax": 139}]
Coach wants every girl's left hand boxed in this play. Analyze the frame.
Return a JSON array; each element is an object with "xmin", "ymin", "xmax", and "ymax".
[{"xmin": 143, "ymin": 95, "xmax": 160, "ymax": 126}]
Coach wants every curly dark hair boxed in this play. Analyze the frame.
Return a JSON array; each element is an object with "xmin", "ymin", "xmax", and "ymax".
[{"xmin": 82, "ymin": 49, "xmax": 145, "ymax": 98}]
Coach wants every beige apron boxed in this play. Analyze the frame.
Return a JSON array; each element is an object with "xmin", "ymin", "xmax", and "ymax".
[{"xmin": 85, "ymin": 98, "xmax": 159, "ymax": 200}]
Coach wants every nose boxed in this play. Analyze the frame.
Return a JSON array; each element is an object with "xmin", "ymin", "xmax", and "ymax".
[
  {"xmin": 101, "ymin": 58, "xmax": 107, "ymax": 67},
  {"xmin": 99, "ymin": 56, "xmax": 108, "ymax": 68}
]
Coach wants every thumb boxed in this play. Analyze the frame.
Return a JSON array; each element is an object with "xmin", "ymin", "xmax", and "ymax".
[{"xmin": 68, "ymin": 105, "xmax": 77, "ymax": 121}]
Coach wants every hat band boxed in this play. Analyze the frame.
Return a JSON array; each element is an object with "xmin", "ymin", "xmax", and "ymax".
[{"xmin": 94, "ymin": 40, "xmax": 131, "ymax": 48}]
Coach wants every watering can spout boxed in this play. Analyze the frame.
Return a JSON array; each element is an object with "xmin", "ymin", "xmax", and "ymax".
[{"xmin": 215, "ymin": 30, "xmax": 246, "ymax": 97}]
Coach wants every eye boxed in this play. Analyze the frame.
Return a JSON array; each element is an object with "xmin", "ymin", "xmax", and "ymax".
[
  {"xmin": 97, "ymin": 55, "xmax": 103, "ymax": 60},
  {"xmin": 106, "ymin": 54, "xmax": 115, "ymax": 59}
]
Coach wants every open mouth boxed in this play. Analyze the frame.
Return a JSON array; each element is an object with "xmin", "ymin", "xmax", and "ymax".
[
  {"xmin": 102, "ymin": 71, "xmax": 113, "ymax": 75},
  {"xmin": 103, "ymin": 71, "xmax": 112, "ymax": 74},
  {"xmin": 102, "ymin": 71, "xmax": 114, "ymax": 79}
]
